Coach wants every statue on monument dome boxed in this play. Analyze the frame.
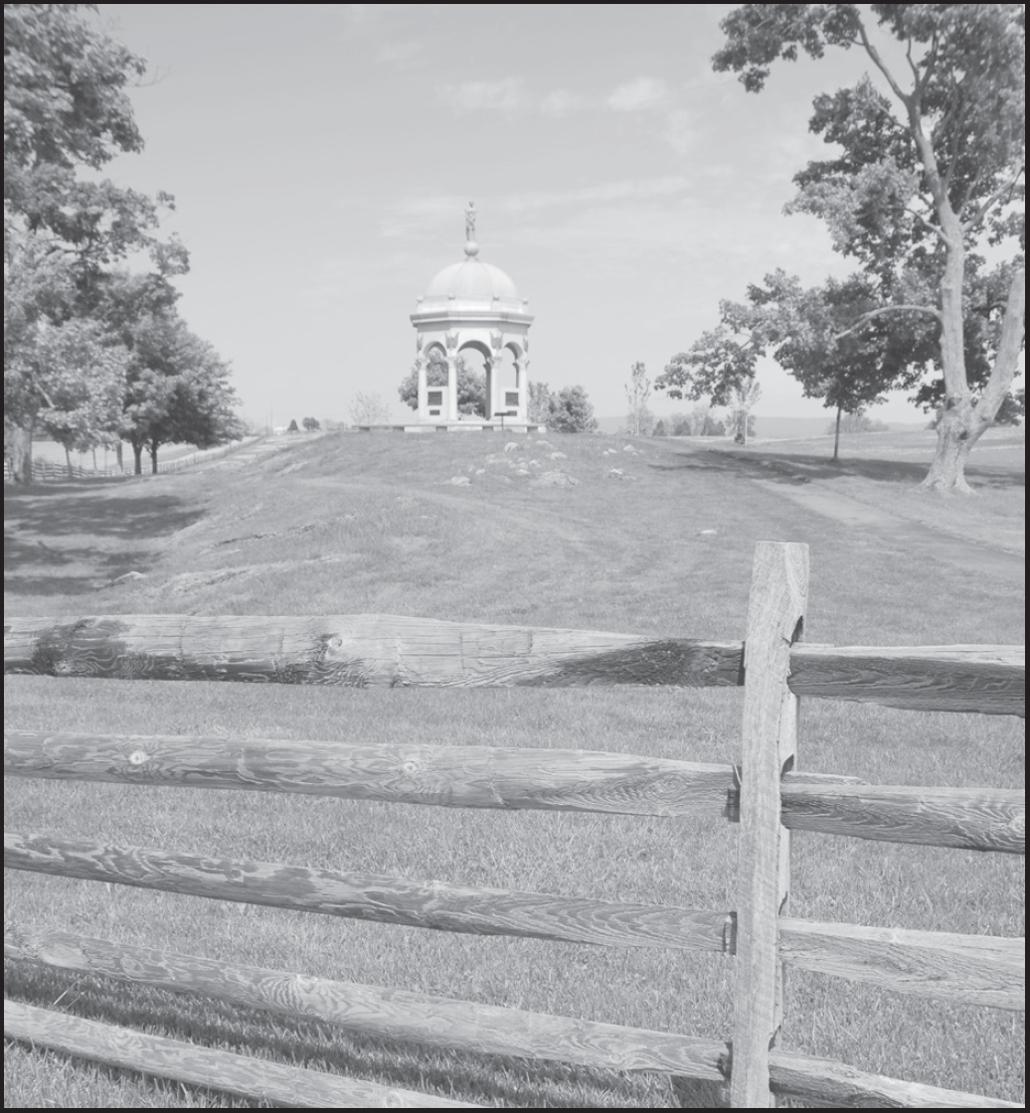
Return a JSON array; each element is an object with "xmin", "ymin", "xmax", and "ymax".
[{"xmin": 465, "ymin": 200, "xmax": 476, "ymax": 242}]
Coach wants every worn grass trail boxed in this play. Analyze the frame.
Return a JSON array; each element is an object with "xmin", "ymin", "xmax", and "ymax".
[{"xmin": 4, "ymin": 429, "xmax": 1025, "ymax": 1107}]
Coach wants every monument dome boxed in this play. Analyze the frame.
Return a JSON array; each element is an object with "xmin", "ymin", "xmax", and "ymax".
[{"xmin": 421, "ymin": 258, "xmax": 522, "ymax": 308}]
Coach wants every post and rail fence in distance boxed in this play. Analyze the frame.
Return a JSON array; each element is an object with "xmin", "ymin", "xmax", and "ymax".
[{"xmin": 4, "ymin": 542, "xmax": 1025, "ymax": 1107}]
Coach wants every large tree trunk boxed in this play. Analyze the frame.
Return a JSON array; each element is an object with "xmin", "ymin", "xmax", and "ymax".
[
  {"xmin": 63, "ymin": 444, "xmax": 73, "ymax": 480},
  {"xmin": 733, "ymin": 408, "xmax": 749, "ymax": 447},
  {"xmin": 832, "ymin": 405, "xmax": 842, "ymax": 462},
  {"xmin": 7, "ymin": 424, "xmax": 34, "ymax": 485},
  {"xmin": 920, "ymin": 264, "xmax": 1025, "ymax": 493},
  {"xmin": 921, "ymin": 206, "xmax": 972, "ymax": 492},
  {"xmin": 922, "ymin": 403, "xmax": 985, "ymax": 493},
  {"xmin": 149, "ymin": 438, "xmax": 159, "ymax": 475},
  {"xmin": 131, "ymin": 440, "xmax": 144, "ymax": 476},
  {"xmin": 116, "ymin": 442, "xmax": 124, "ymax": 472}
]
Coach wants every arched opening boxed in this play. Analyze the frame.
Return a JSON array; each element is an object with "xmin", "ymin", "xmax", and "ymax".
[
  {"xmin": 457, "ymin": 342, "xmax": 490, "ymax": 418},
  {"xmin": 422, "ymin": 344, "xmax": 448, "ymax": 418},
  {"xmin": 490, "ymin": 347, "xmax": 519, "ymax": 418}
]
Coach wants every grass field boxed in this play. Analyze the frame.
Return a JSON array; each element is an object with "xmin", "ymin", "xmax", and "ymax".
[{"xmin": 4, "ymin": 427, "xmax": 1025, "ymax": 1107}]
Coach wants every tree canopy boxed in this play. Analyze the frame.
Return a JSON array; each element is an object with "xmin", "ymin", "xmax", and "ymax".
[
  {"xmin": 546, "ymin": 385, "xmax": 598, "ymax": 433},
  {"xmin": 4, "ymin": 3, "xmax": 237, "ymax": 481},
  {"xmin": 657, "ymin": 329, "xmax": 762, "ymax": 446},
  {"xmin": 708, "ymin": 4, "xmax": 1025, "ymax": 490}
]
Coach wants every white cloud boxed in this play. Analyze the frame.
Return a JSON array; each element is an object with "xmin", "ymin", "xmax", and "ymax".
[
  {"xmin": 440, "ymin": 77, "xmax": 527, "ymax": 113},
  {"xmin": 607, "ymin": 76, "xmax": 669, "ymax": 112},
  {"xmin": 437, "ymin": 75, "xmax": 685, "ymax": 125},
  {"xmin": 384, "ymin": 179, "xmax": 693, "ymax": 235},
  {"xmin": 539, "ymin": 89, "xmax": 591, "ymax": 117},
  {"xmin": 378, "ymin": 178, "xmax": 701, "ymax": 244},
  {"xmin": 499, "ymin": 177, "xmax": 691, "ymax": 213}
]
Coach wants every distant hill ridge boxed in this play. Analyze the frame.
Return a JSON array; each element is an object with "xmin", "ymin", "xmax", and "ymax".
[{"xmin": 595, "ymin": 415, "xmax": 927, "ymax": 439}]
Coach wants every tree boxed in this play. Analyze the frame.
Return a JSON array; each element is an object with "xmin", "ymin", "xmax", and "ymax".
[
  {"xmin": 527, "ymin": 380, "xmax": 555, "ymax": 424},
  {"xmin": 726, "ymin": 380, "xmax": 761, "ymax": 446},
  {"xmin": 349, "ymin": 391, "xmax": 391, "ymax": 426},
  {"xmin": 713, "ymin": 5, "xmax": 1025, "ymax": 491},
  {"xmin": 397, "ymin": 355, "xmax": 485, "ymax": 416},
  {"xmin": 87, "ymin": 268, "xmax": 242, "ymax": 475},
  {"xmin": 547, "ymin": 385, "xmax": 598, "ymax": 433},
  {"xmin": 826, "ymin": 410, "xmax": 890, "ymax": 438},
  {"xmin": 116, "ymin": 309, "xmax": 242, "ymax": 474},
  {"xmin": 624, "ymin": 361, "xmax": 654, "ymax": 436},
  {"xmin": 4, "ymin": 236, "xmax": 74, "ymax": 480},
  {"xmin": 657, "ymin": 328, "xmax": 761, "ymax": 445},
  {"xmin": 676, "ymin": 270, "xmax": 920, "ymax": 459},
  {"xmin": 653, "ymin": 419, "xmax": 667, "ymax": 437},
  {"xmin": 38, "ymin": 322, "xmax": 127, "ymax": 477},
  {"xmin": 3, "ymin": 313, "xmax": 128, "ymax": 480},
  {"xmin": 286, "ymin": 418, "xmax": 300, "ymax": 433},
  {"xmin": 302, "ymin": 416, "xmax": 321, "ymax": 432},
  {"xmin": 5, "ymin": 4, "xmax": 201, "ymax": 482},
  {"xmin": 4, "ymin": 5, "xmax": 186, "ymax": 288}
]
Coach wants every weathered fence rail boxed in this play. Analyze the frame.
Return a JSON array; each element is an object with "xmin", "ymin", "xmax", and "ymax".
[
  {"xmin": 4, "ymin": 729, "xmax": 1023, "ymax": 852},
  {"xmin": 4, "ymin": 541, "xmax": 1025, "ymax": 1107},
  {"xmin": 5, "ymin": 613, "xmax": 1023, "ymax": 714}
]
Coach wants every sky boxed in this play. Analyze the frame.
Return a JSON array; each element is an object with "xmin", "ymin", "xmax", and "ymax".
[{"xmin": 95, "ymin": 3, "xmax": 931, "ymax": 429}]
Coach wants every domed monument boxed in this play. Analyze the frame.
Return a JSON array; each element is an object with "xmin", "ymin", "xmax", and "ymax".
[{"xmin": 409, "ymin": 203, "xmax": 534, "ymax": 428}]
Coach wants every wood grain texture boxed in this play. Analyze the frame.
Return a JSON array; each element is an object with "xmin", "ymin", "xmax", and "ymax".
[
  {"xmin": 780, "ymin": 780, "xmax": 1024, "ymax": 854},
  {"xmin": 5, "ymin": 931, "xmax": 1019, "ymax": 1108},
  {"xmin": 5, "ymin": 615, "xmax": 1022, "ymax": 711},
  {"xmin": 768, "ymin": 1049, "xmax": 1021, "ymax": 1108},
  {"xmin": 779, "ymin": 918, "xmax": 1024, "ymax": 1010},
  {"xmin": 3, "ymin": 999, "xmax": 476, "ymax": 1108},
  {"xmin": 8, "ymin": 731, "xmax": 1021, "ymax": 853},
  {"xmin": 790, "ymin": 644, "xmax": 1025, "ymax": 716},
  {"xmin": 3, "ymin": 832, "xmax": 733, "ymax": 953},
  {"xmin": 730, "ymin": 541, "xmax": 809, "ymax": 1108},
  {"xmin": 2, "ymin": 730, "xmax": 739, "ymax": 819},
  {"xmin": 3, "ymin": 614, "xmax": 744, "ymax": 688},
  {"xmin": 4, "ymin": 928, "xmax": 729, "ymax": 1082}
]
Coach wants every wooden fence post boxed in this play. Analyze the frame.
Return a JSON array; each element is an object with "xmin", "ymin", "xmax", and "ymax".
[{"xmin": 729, "ymin": 541, "xmax": 808, "ymax": 1107}]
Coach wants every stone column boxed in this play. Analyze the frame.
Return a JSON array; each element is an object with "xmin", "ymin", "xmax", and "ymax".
[
  {"xmin": 517, "ymin": 357, "xmax": 530, "ymax": 423},
  {"xmin": 446, "ymin": 356, "xmax": 458, "ymax": 421},
  {"xmin": 484, "ymin": 360, "xmax": 495, "ymax": 422},
  {"xmin": 491, "ymin": 350, "xmax": 505, "ymax": 419},
  {"xmin": 415, "ymin": 356, "xmax": 427, "ymax": 421}
]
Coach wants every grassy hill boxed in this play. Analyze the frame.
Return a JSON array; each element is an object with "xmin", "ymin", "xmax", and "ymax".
[{"xmin": 4, "ymin": 429, "xmax": 1025, "ymax": 1107}]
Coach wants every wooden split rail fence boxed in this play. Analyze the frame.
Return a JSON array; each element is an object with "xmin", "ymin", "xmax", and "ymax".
[{"xmin": 3, "ymin": 542, "xmax": 1025, "ymax": 1107}]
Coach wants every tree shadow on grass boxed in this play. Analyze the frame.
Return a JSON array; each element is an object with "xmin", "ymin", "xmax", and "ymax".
[
  {"xmin": 4, "ymin": 480, "xmax": 206, "ymax": 597},
  {"xmin": 649, "ymin": 446, "xmax": 1024, "ymax": 490},
  {"xmin": 4, "ymin": 480, "xmax": 207, "ymax": 537},
  {"xmin": 6, "ymin": 962, "xmax": 669, "ymax": 1108}
]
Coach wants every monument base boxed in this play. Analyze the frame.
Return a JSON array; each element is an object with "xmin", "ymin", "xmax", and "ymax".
[
  {"xmin": 350, "ymin": 424, "xmax": 547, "ymax": 434},
  {"xmin": 402, "ymin": 422, "xmax": 545, "ymax": 434}
]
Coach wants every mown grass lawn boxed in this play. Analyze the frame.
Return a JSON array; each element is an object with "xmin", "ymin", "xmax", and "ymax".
[{"xmin": 4, "ymin": 429, "xmax": 1025, "ymax": 1107}]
